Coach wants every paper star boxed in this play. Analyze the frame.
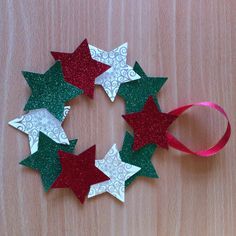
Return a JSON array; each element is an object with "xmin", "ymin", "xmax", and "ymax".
[
  {"xmin": 52, "ymin": 146, "xmax": 109, "ymax": 203},
  {"xmin": 88, "ymin": 144, "xmax": 141, "ymax": 202},
  {"xmin": 120, "ymin": 132, "xmax": 159, "ymax": 187},
  {"xmin": 23, "ymin": 61, "xmax": 82, "ymax": 121},
  {"xmin": 20, "ymin": 132, "xmax": 77, "ymax": 192},
  {"xmin": 9, "ymin": 107, "xmax": 70, "ymax": 154},
  {"xmin": 89, "ymin": 42, "xmax": 141, "ymax": 102},
  {"xmin": 51, "ymin": 39, "xmax": 110, "ymax": 98},
  {"xmin": 122, "ymin": 96, "xmax": 177, "ymax": 150},
  {"xmin": 118, "ymin": 61, "xmax": 167, "ymax": 113}
]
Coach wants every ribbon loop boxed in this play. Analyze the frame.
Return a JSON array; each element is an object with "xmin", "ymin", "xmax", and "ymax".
[{"xmin": 167, "ymin": 102, "xmax": 231, "ymax": 157}]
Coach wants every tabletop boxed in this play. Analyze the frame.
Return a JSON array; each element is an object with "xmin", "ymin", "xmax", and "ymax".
[{"xmin": 0, "ymin": 0, "xmax": 236, "ymax": 236}]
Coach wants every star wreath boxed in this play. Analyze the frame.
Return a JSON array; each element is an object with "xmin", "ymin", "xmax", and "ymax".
[{"xmin": 9, "ymin": 39, "xmax": 231, "ymax": 204}]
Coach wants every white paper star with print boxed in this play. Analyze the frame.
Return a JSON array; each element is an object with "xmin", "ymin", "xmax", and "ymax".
[
  {"xmin": 88, "ymin": 144, "xmax": 141, "ymax": 202},
  {"xmin": 8, "ymin": 107, "xmax": 70, "ymax": 154},
  {"xmin": 89, "ymin": 42, "xmax": 141, "ymax": 102}
]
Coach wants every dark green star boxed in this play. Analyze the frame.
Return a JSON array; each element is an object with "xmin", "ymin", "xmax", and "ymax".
[
  {"xmin": 23, "ymin": 61, "xmax": 83, "ymax": 121},
  {"xmin": 120, "ymin": 132, "xmax": 159, "ymax": 187},
  {"xmin": 118, "ymin": 61, "xmax": 167, "ymax": 113},
  {"xmin": 20, "ymin": 132, "xmax": 77, "ymax": 191}
]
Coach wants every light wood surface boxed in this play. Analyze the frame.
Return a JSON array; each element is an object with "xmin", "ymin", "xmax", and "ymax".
[{"xmin": 0, "ymin": 0, "xmax": 236, "ymax": 235}]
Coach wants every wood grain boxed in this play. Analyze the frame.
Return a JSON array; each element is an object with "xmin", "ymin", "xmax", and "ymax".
[{"xmin": 0, "ymin": 0, "xmax": 236, "ymax": 235}]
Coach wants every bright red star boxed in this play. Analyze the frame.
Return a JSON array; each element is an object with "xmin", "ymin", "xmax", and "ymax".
[
  {"xmin": 51, "ymin": 145, "xmax": 109, "ymax": 203},
  {"xmin": 51, "ymin": 39, "xmax": 110, "ymax": 98},
  {"xmin": 122, "ymin": 96, "xmax": 177, "ymax": 150}
]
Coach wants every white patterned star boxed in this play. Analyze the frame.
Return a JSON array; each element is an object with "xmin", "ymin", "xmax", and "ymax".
[
  {"xmin": 89, "ymin": 42, "xmax": 141, "ymax": 102},
  {"xmin": 88, "ymin": 144, "xmax": 141, "ymax": 202},
  {"xmin": 8, "ymin": 107, "xmax": 70, "ymax": 154}
]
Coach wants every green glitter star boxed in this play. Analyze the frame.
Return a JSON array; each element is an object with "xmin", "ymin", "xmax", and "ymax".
[
  {"xmin": 120, "ymin": 132, "xmax": 159, "ymax": 187},
  {"xmin": 23, "ymin": 61, "xmax": 83, "ymax": 121},
  {"xmin": 20, "ymin": 132, "xmax": 77, "ymax": 191},
  {"xmin": 118, "ymin": 61, "xmax": 167, "ymax": 113}
]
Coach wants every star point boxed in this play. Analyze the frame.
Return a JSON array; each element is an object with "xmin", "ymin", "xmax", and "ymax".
[
  {"xmin": 88, "ymin": 144, "xmax": 141, "ymax": 202},
  {"xmin": 89, "ymin": 43, "xmax": 141, "ymax": 102},
  {"xmin": 123, "ymin": 96, "xmax": 177, "ymax": 150},
  {"xmin": 51, "ymin": 145, "xmax": 109, "ymax": 203},
  {"xmin": 120, "ymin": 132, "xmax": 158, "ymax": 187},
  {"xmin": 19, "ymin": 132, "xmax": 77, "ymax": 192},
  {"xmin": 23, "ymin": 61, "xmax": 83, "ymax": 121},
  {"xmin": 8, "ymin": 107, "xmax": 70, "ymax": 154},
  {"xmin": 51, "ymin": 39, "xmax": 110, "ymax": 98},
  {"xmin": 118, "ymin": 61, "xmax": 168, "ymax": 113}
]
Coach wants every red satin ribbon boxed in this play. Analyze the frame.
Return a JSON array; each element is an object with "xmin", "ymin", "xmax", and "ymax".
[{"xmin": 167, "ymin": 102, "xmax": 231, "ymax": 157}]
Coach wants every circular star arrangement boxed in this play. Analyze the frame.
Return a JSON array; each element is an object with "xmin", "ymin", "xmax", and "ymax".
[{"xmin": 9, "ymin": 39, "xmax": 231, "ymax": 204}]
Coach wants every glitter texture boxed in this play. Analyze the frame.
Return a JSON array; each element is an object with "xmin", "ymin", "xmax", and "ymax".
[
  {"xmin": 51, "ymin": 39, "xmax": 110, "ymax": 98},
  {"xmin": 88, "ymin": 144, "xmax": 141, "ymax": 202},
  {"xmin": 122, "ymin": 96, "xmax": 177, "ymax": 150},
  {"xmin": 20, "ymin": 132, "xmax": 77, "ymax": 191},
  {"xmin": 118, "ymin": 61, "xmax": 167, "ymax": 113},
  {"xmin": 23, "ymin": 61, "xmax": 83, "ymax": 121},
  {"xmin": 52, "ymin": 146, "xmax": 109, "ymax": 204},
  {"xmin": 120, "ymin": 132, "xmax": 159, "ymax": 187}
]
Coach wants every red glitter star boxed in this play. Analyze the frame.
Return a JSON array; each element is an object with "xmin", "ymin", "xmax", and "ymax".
[
  {"xmin": 51, "ymin": 145, "xmax": 109, "ymax": 203},
  {"xmin": 51, "ymin": 39, "xmax": 110, "ymax": 98},
  {"xmin": 122, "ymin": 96, "xmax": 177, "ymax": 150}
]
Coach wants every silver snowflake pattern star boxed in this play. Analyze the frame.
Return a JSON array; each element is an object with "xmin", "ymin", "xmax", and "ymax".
[
  {"xmin": 88, "ymin": 144, "xmax": 141, "ymax": 202},
  {"xmin": 8, "ymin": 107, "xmax": 70, "ymax": 154},
  {"xmin": 89, "ymin": 42, "xmax": 141, "ymax": 102}
]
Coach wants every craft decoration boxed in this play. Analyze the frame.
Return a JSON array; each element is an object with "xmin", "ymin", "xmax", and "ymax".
[
  {"xmin": 8, "ymin": 107, "xmax": 70, "ymax": 154},
  {"xmin": 119, "ymin": 132, "xmax": 158, "ymax": 187},
  {"xmin": 52, "ymin": 146, "xmax": 109, "ymax": 203},
  {"xmin": 9, "ymin": 38, "xmax": 231, "ymax": 205},
  {"xmin": 124, "ymin": 97, "xmax": 231, "ymax": 157},
  {"xmin": 23, "ymin": 61, "xmax": 83, "ymax": 121},
  {"xmin": 51, "ymin": 39, "xmax": 110, "ymax": 98},
  {"xmin": 89, "ymin": 42, "xmax": 141, "ymax": 101},
  {"xmin": 118, "ymin": 62, "xmax": 167, "ymax": 113},
  {"xmin": 123, "ymin": 96, "xmax": 177, "ymax": 150},
  {"xmin": 20, "ymin": 132, "xmax": 77, "ymax": 191},
  {"xmin": 88, "ymin": 144, "xmax": 141, "ymax": 202}
]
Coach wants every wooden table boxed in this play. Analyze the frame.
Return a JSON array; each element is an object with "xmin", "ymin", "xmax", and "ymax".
[{"xmin": 0, "ymin": 1, "xmax": 235, "ymax": 235}]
